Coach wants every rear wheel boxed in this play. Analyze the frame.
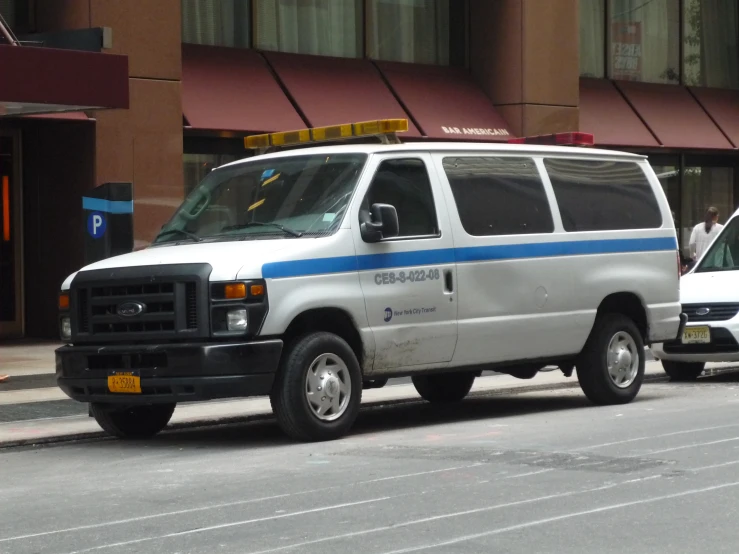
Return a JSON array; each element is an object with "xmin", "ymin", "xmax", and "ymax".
[
  {"xmin": 270, "ymin": 332, "xmax": 362, "ymax": 442},
  {"xmin": 661, "ymin": 360, "xmax": 705, "ymax": 381},
  {"xmin": 576, "ymin": 313, "xmax": 645, "ymax": 405},
  {"xmin": 412, "ymin": 372, "xmax": 476, "ymax": 403},
  {"xmin": 90, "ymin": 403, "xmax": 176, "ymax": 439}
]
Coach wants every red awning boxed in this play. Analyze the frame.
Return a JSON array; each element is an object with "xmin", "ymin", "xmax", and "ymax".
[
  {"xmin": 376, "ymin": 61, "xmax": 512, "ymax": 141},
  {"xmin": 182, "ymin": 44, "xmax": 305, "ymax": 134},
  {"xmin": 689, "ymin": 87, "xmax": 739, "ymax": 148},
  {"xmin": 262, "ymin": 52, "xmax": 420, "ymax": 137},
  {"xmin": 579, "ymin": 78, "xmax": 658, "ymax": 148},
  {"xmin": 615, "ymin": 81, "xmax": 733, "ymax": 150},
  {"xmin": 0, "ymin": 44, "xmax": 127, "ymax": 116}
]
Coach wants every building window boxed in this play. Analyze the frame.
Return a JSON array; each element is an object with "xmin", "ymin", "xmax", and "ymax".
[
  {"xmin": 255, "ymin": 0, "xmax": 362, "ymax": 58},
  {"xmin": 184, "ymin": 153, "xmax": 240, "ymax": 195},
  {"xmin": 609, "ymin": 0, "xmax": 680, "ymax": 83},
  {"xmin": 680, "ymin": 165, "xmax": 734, "ymax": 255},
  {"xmin": 651, "ymin": 159, "xmax": 681, "ymax": 223},
  {"xmin": 0, "ymin": 0, "xmax": 14, "ymax": 31},
  {"xmin": 683, "ymin": 0, "xmax": 739, "ymax": 89},
  {"xmin": 580, "ymin": 0, "xmax": 606, "ymax": 78},
  {"xmin": 367, "ymin": 0, "xmax": 450, "ymax": 65},
  {"xmin": 182, "ymin": 0, "xmax": 251, "ymax": 48}
]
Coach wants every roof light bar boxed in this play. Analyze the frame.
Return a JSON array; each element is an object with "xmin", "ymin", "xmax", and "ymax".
[
  {"xmin": 508, "ymin": 132, "xmax": 595, "ymax": 147},
  {"xmin": 245, "ymin": 119, "xmax": 409, "ymax": 150}
]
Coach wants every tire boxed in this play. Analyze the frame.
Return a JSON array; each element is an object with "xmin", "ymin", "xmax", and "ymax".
[
  {"xmin": 412, "ymin": 372, "xmax": 476, "ymax": 403},
  {"xmin": 270, "ymin": 332, "xmax": 362, "ymax": 442},
  {"xmin": 661, "ymin": 360, "xmax": 705, "ymax": 381},
  {"xmin": 90, "ymin": 403, "xmax": 176, "ymax": 439},
  {"xmin": 576, "ymin": 313, "xmax": 645, "ymax": 405}
]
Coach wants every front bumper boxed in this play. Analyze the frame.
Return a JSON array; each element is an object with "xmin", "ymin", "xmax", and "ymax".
[
  {"xmin": 56, "ymin": 340, "xmax": 283, "ymax": 404},
  {"xmin": 651, "ymin": 318, "xmax": 739, "ymax": 363}
]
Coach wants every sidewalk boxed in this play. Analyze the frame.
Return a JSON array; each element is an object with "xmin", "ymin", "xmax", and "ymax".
[{"xmin": 0, "ymin": 341, "xmax": 60, "ymax": 377}]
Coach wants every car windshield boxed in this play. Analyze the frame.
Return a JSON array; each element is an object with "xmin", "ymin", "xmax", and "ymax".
[
  {"xmin": 154, "ymin": 153, "xmax": 367, "ymax": 244},
  {"xmin": 695, "ymin": 217, "xmax": 739, "ymax": 272}
]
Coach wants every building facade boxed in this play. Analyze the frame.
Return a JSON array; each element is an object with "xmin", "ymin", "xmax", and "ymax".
[{"xmin": 0, "ymin": 0, "xmax": 736, "ymax": 339}]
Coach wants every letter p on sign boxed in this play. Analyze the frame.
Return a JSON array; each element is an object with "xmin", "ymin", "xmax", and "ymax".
[{"xmin": 87, "ymin": 211, "xmax": 107, "ymax": 239}]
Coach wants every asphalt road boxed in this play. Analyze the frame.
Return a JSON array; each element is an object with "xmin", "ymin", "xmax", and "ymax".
[{"xmin": 3, "ymin": 371, "xmax": 739, "ymax": 554}]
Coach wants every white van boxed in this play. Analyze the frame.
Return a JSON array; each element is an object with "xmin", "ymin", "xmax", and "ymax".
[
  {"xmin": 652, "ymin": 208, "xmax": 739, "ymax": 380},
  {"xmin": 55, "ymin": 120, "xmax": 684, "ymax": 442}
]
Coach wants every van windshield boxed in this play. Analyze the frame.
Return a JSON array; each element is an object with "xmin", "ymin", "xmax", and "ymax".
[
  {"xmin": 695, "ymin": 217, "xmax": 739, "ymax": 272},
  {"xmin": 154, "ymin": 153, "xmax": 367, "ymax": 244}
]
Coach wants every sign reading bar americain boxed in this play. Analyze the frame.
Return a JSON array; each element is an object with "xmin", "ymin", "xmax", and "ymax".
[{"xmin": 441, "ymin": 127, "xmax": 510, "ymax": 136}]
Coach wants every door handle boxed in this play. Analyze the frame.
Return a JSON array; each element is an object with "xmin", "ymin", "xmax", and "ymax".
[{"xmin": 444, "ymin": 269, "xmax": 454, "ymax": 293}]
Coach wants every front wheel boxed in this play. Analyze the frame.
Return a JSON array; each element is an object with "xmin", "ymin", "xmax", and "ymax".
[
  {"xmin": 576, "ymin": 313, "xmax": 645, "ymax": 405},
  {"xmin": 270, "ymin": 332, "xmax": 362, "ymax": 442},
  {"xmin": 412, "ymin": 372, "xmax": 476, "ymax": 403},
  {"xmin": 90, "ymin": 403, "xmax": 176, "ymax": 439},
  {"xmin": 661, "ymin": 360, "xmax": 705, "ymax": 381}
]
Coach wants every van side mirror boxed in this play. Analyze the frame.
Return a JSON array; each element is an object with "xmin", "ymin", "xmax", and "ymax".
[{"xmin": 360, "ymin": 203, "xmax": 399, "ymax": 243}]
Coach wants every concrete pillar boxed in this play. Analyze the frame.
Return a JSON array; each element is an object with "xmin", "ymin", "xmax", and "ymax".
[
  {"xmin": 36, "ymin": 0, "xmax": 184, "ymax": 249},
  {"xmin": 469, "ymin": 0, "xmax": 580, "ymax": 137}
]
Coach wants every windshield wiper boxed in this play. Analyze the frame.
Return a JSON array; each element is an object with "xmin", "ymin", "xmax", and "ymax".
[
  {"xmin": 219, "ymin": 222, "xmax": 303, "ymax": 238},
  {"xmin": 155, "ymin": 229, "xmax": 203, "ymax": 242}
]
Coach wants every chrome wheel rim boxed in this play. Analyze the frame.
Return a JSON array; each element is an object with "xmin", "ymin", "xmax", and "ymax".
[
  {"xmin": 305, "ymin": 353, "xmax": 351, "ymax": 421},
  {"xmin": 607, "ymin": 331, "xmax": 639, "ymax": 388}
]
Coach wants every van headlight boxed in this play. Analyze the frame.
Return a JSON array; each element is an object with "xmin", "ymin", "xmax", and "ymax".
[
  {"xmin": 60, "ymin": 317, "xmax": 72, "ymax": 340},
  {"xmin": 226, "ymin": 309, "xmax": 248, "ymax": 332},
  {"xmin": 209, "ymin": 280, "xmax": 268, "ymax": 337}
]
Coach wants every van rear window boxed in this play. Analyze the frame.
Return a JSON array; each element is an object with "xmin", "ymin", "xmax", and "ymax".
[
  {"xmin": 442, "ymin": 156, "xmax": 554, "ymax": 236},
  {"xmin": 543, "ymin": 159, "xmax": 663, "ymax": 232}
]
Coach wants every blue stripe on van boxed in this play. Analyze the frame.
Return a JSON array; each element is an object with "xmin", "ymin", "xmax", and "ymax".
[{"xmin": 261, "ymin": 236, "xmax": 678, "ymax": 279}]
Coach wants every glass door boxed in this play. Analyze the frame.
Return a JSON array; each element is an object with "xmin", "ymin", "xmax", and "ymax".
[{"xmin": 0, "ymin": 130, "xmax": 22, "ymax": 337}]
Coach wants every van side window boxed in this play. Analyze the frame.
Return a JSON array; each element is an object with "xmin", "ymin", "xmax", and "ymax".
[
  {"xmin": 544, "ymin": 159, "xmax": 663, "ymax": 232},
  {"xmin": 362, "ymin": 158, "xmax": 439, "ymax": 238},
  {"xmin": 442, "ymin": 156, "xmax": 554, "ymax": 236}
]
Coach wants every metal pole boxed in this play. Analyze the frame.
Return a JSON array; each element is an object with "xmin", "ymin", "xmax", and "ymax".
[{"xmin": 0, "ymin": 15, "xmax": 18, "ymax": 46}]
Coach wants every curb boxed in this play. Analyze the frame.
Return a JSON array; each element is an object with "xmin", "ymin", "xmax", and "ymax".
[{"xmin": 0, "ymin": 372, "xmax": 672, "ymax": 450}]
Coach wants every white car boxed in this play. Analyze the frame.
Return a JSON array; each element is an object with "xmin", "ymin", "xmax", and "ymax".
[
  {"xmin": 652, "ymin": 211, "xmax": 739, "ymax": 380},
  {"xmin": 54, "ymin": 120, "xmax": 683, "ymax": 442}
]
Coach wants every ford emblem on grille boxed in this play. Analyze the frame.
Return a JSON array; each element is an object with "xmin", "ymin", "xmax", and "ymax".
[
  {"xmin": 117, "ymin": 301, "xmax": 146, "ymax": 317},
  {"xmin": 696, "ymin": 307, "xmax": 711, "ymax": 316}
]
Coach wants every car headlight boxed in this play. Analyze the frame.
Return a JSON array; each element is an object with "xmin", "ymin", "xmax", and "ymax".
[
  {"xmin": 60, "ymin": 317, "xmax": 72, "ymax": 340},
  {"xmin": 226, "ymin": 309, "xmax": 248, "ymax": 332}
]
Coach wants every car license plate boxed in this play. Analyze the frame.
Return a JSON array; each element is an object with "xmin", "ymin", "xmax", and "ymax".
[
  {"xmin": 681, "ymin": 326, "xmax": 711, "ymax": 344},
  {"xmin": 107, "ymin": 371, "xmax": 141, "ymax": 394}
]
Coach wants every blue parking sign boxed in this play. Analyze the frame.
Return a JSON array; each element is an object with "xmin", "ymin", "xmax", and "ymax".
[{"xmin": 87, "ymin": 211, "xmax": 107, "ymax": 239}]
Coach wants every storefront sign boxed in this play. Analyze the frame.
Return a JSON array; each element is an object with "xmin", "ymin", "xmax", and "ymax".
[
  {"xmin": 611, "ymin": 21, "xmax": 642, "ymax": 81},
  {"xmin": 441, "ymin": 127, "xmax": 510, "ymax": 137}
]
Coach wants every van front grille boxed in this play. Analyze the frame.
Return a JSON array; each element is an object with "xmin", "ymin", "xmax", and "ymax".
[{"xmin": 69, "ymin": 264, "xmax": 212, "ymax": 344}]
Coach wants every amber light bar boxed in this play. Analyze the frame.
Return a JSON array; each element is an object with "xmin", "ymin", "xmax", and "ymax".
[{"xmin": 245, "ymin": 119, "xmax": 409, "ymax": 150}]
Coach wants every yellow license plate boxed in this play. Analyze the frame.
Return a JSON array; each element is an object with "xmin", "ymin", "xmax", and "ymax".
[
  {"xmin": 107, "ymin": 372, "xmax": 141, "ymax": 394},
  {"xmin": 681, "ymin": 326, "xmax": 711, "ymax": 344}
]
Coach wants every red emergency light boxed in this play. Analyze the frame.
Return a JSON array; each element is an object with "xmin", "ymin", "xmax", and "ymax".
[{"xmin": 508, "ymin": 132, "xmax": 595, "ymax": 147}]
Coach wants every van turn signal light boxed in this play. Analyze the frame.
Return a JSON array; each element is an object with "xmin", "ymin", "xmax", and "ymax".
[
  {"xmin": 245, "ymin": 119, "xmax": 409, "ymax": 150},
  {"xmin": 250, "ymin": 284, "xmax": 265, "ymax": 297},
  {"xmin": 58, "ymin": 293, "xmax": 70, "ymax": 310},
  {"xmin": 224, "ymin": 283, "xmax": 247, "ymax": 299}
]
